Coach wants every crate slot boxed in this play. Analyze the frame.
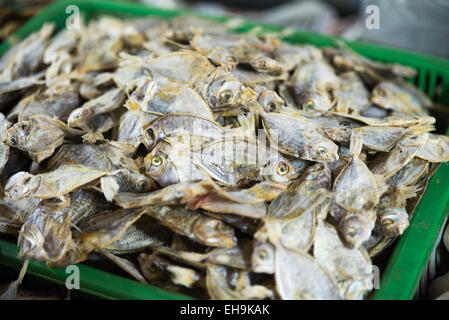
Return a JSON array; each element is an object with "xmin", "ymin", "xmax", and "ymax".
[{"xmin": 433, "ymin": 74, "xmax": 444, "ymax": 101}]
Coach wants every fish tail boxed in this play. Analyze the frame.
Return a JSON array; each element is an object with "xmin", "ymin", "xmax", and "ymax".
[{"xmin": 349, "ymin": 131, "xmax": 364, "ymax": 156}]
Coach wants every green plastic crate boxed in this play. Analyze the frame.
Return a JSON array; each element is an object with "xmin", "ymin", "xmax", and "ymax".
[{"xmin": 1, "ymin": 0, "xmax": 449, "ymax": 300}]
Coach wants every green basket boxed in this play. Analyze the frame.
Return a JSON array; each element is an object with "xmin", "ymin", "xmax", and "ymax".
[{"xmin": 1, "ymin": 0, "xmax": 449, "ymax": 300}]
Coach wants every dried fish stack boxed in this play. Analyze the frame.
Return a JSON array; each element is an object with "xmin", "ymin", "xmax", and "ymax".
[{"xmin": 0, "ymin": 15, "xmax": 448, "ymax": 300}]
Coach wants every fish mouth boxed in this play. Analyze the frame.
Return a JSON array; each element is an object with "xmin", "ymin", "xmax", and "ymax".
[
  {"xmin": 339, "ymin": 217, "xmax": 370, "ymax": 249},
  {"xmin": 315, "ymin": 153, "xmax": 339, "ymax": 163},
  {"xmin": 203, "ymin": 234, "xmax": 237, "ymax": 248},
  {"xmin": 328, "ymin": 153, "xmax": 339, "ymax": 162},
  {"xmin": 286, "ymin": 171, "xmax": 300, "ymax": 181},
  {"xmin": 379, "ymin": 217, "xmax": 409, "ymax": 237}
]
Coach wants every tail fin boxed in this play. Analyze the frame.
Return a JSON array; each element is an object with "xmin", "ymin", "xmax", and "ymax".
[{"xmin": 350, "ymin": 132, "xmax": 364, "ymax": 157}]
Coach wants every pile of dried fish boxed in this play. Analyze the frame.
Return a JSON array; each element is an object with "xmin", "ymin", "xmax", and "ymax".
[{"xmin": 0, "ymin": 15, "xmax": 448, "ymax": 300}]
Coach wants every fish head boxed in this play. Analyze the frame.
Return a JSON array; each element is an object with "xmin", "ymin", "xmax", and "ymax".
[
  {"xmin": 377, "ymin": 207, "xmax": 409, "ymax": 237},
  {"xmin": 261, "ymin": 154, "xmax": 299, "ymax": 183},
  {"xmin": 298, "ymin": 90, "xmax": 333, "ymax": 113},
  {"xmin": 5, "ymin": 117, "xmax": 65, "ymax": 159},
  {"xmin": 142, "ymin": 124, "xmax": 165, "ymax": 149},
  {"xmin": 137, "ymin": 253, "xmax": 165, "ymax": 281},
  {"xmin": 4, "ymin": 171, "xmax": 40, "ymax": 200},
  {"xmin": 144, "ymin": 149, "xmax": 169, "ymax": 179},
  {"xmin": 304, "ymin": 162, "xmax": 332, "ymax": 188},
  {"xmin": 309, "ymin": 140, "xmax": 339, "ymax": 163},
  {"xmin": 193, "ymin": 218, "xmax": 236, "ymax": 248},
  {"xmin": 251, "ymin": 241, "xmax": 275, "ymax": 274},
  {"xmin": 116, "ymin": 170, "xmax": 154, "ymax": 193},
  {"xmin": 258, "ymin": 90, "xmax": 286, "ymax": 112},
  {"xmin": 209, "ymin": 50, "xmax": 238, "ymax": 72},
  {"xmin": 133, "ymin": 174, "xmax": 154, "ymax": 193},
  {"xmin": 4, "ymin": 123, "xmax": 27, "ymax": 149},
  {"xmin": 6, "ymin": 118, "xmax": 57, "ymax": 150},
  {"xmin": 371, "ymin": 83, "xmax": 393, "ymax": 107},
  {"xmin": 207, "ymin": 76, "xmax": 245, "ymax": 110},
  {"xmin": 338, "ymin": 215, "xmax": 371, "ymax": 249},
  {"xmin": 68, "ymin": 107, "xmax": 95, "ymax": 128},
  {"xmin": 249, "ymin": 54, "xmax": 277, "ymax": 73}
]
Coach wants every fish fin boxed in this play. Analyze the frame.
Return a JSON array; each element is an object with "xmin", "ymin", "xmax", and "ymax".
[
  {"xmin": 397, "ymin": 184, "xmax": 421, "ymax": 202},
  {"xmin": 374, "ymin": 174, "xmax": 389, "ymax": 197},
  {"xmin": 124, "ymin": 98, "xmax": 140, "ymax": 112},
  {"xmin": 31, "ymin": 148, "xmax": 56, "ymax": 163},
  {"xmin": 407, "ymin": 123, "xmax": 435, "ymax": 135},
  {"xmin": 101, "ymin": 250, "xmax": 148, "ymax": 284},
  {"xmin": 162, "ymin": 37, "xmax": 189, "ymax": 49},
  {"xmin": 349, "ymin": 132, "xmax": 363, "ymax": 157},
  {"xmin": 236, "ymin": 112, "xmax": 256, "ymax": 138},
  {"xmin": 100, "ymin": 176, "xmax": 120, "ymax": 202},
  {"xmin": 0, "ymin": 259, "xmax": 29, "ymax": 300},
  {"xmin": 241, "ymin": 87, "xmax": 257, "ymax": 105},
  {"xmin": 193, "ymin": 158, "xmax": 233, "ymax": 186}
]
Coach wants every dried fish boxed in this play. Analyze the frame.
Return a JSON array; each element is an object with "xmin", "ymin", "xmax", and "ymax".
[
  {"xmin": 4, "ymin": 115, "xmax": 67, "ymax": 162},
  {"xmin": 274, "ymin": 243, "xmax": 342, "ymax": 300},
  {"xmin": 18, "ymin": 197, "xmax": 72, "ymax": 262},
  {"xmin": 110, "ymin": 180, "xmax": 215, "ymax": 209},
  {"xmin": 206, "ymin": 265, "xmax": 274, "ymax": 300},
  {"xmin": 268, "ymin": 163, "xmax": 331, "ymax": 219},
  {"xmin": 371, "ymin": 80, "xmax": 431, "ymax": 115},
  {"xmin": 142, "ymin": 113, "xmax": 232, "ymax": 149},
  {"xmin": 195, "ymin": 136, "xmax": 299, "ymax": 186},
  {"xmin": 144, "ymin": 51, "xmax": 254, "ymax": 112},
  {"xmin": 146, "ymin": 206, "xmax": 236, "ymax": 248},
  {"xmin": 138, "ymin": 253, "xmax": 200, "ymax": 288},
  {"xmin": 135, "ymin": 76, "xmax": 214, "ymax": 119},
  {"xmin": 4, "ymin": 165, "xmax": 109, "ymax": 199},
  {"xmin": 323, "ymin": 46, "xmax": 417, "ymax": 80},
  {"xmin": 332, "ymin": 72, "xmax": 370, "ymax": 114},
  {"xmin": 291, "ymin": 59, "xmax": 339, "ymax": 112},
  {"xmin": 0, "ymin": 14, "xmax": 448, "ymax": 301},
  {"xmin": 187, "ymin": 191, "xmax": 267, "ymax": 218},
  {"xmin": 334, "ymin": 133, "xmax": 382, "ymax": 212},
  {"xmin": 314, "ymin": 222, "xmax": 373, "ymax": 300},
  {"xmin": 261, "ymin": 111, "xmax": 339, "ymax": 162},
  {"xmin": 106, "ymin": 215, "xmax": 171, "ymax": 254},
  {"xmin": 68, "ymin": 88, "xmax": 126, "ymax": 131}
]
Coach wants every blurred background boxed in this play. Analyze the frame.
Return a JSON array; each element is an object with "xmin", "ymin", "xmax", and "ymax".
[{"xmin": 1, "ymin": 0, "xmax": 449, "ymax": 57}]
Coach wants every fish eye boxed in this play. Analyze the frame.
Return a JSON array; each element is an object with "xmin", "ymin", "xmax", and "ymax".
[
  {"xmin": 216, "ymin": 223, "xmax": 225, "ymax": 231},
  {"xmin": 151, "ymin": 155, "xmax": 163, "ymax": 167},
  {"xmin": 149, "ymin": 264, "xmax": 159, "ymax": 273},
  {"xmin": 267, "ymin": 101, "xmax": 277, "ymax": 111},
  {"xmin": 317, "ymin": 146, "xmax": 328, "ymax": 155},
  {"xmin": 137, "ymin": 179, "xmax": 148, "ymax": 191},
  {"xmin": 383, "ymin": 218, "xmax": 393, "ymax": 226},
  {"xmin": 21, "ymin": 123, "xmax": 30, "ymax": 134},
  {"xmin": 346, "ymin": 227, "xmax": 357, "ymax": 238},
  {"xmin": 257, "ymin": 249, "xmax": 268, "ymax": 260},
  {"xmin": 277, "ymin": 162, "xmax": 290, "ymax": 176},
  {"xmin": 376, "ymin": 88, "xmax": 386, "ymax": 97},
  {"xmin": 219, "ymin": 89, "xmax": 233, "ymax": 104},
  {"xmin": 303, "ymin": 100, "xmax": 315, "ymax": 110},
  {"xmin": 145, "ymin": 128, "xmax": 156, "ymax": 142},
  {"xmin": 226, "ymin": 55, "xmax": 237, "ymax": 64},
  {"xmin": 9, "ymin": 136, "xmax": 18, "ymax": 145}
]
